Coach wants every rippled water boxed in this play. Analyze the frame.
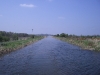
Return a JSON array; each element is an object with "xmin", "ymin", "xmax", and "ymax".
[{"xmin": 0, "ymin": 36, "xmax": 100, "ymax": 75}]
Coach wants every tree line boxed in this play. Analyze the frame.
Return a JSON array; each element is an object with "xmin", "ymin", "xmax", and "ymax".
[
  {"xmin": 0, "ymin": 31, "xmax": 31, "ymax": 42},
  {"xmin": 55, "ymin": 33, "xmax": 100, "ymax": 39}
]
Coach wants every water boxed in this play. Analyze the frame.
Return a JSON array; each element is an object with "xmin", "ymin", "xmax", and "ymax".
[{"xmin": 0, "ymin": 36, "xmax": 100, "ymax": 75}]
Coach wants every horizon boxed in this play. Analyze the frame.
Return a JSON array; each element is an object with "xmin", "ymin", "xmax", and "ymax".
[
  {"xmin": 1, "ymin": 30, "xmax": 100, "ymax": 36},
  {"xmin": 0, "ymin": 0, "xmax": 100, "ymax": 35}
]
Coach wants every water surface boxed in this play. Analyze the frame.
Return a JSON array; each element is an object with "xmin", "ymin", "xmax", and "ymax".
[{"xmin": 0, "ymin": 36, "xmax": 100, "ymax": 75}]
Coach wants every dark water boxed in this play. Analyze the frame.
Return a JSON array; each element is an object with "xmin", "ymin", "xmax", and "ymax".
[{"xmin": 0, "ymin": 36, "xmax": 100, "ymax": 75}]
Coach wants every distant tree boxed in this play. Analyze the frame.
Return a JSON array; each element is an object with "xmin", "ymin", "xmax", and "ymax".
[
  {"xmin": 0, "ymin": 35, "xmax": 3, "ymax": 42},
  {"xmin": 65, "ymin": 34, "xmax": 68, "ymax": 37},
  {"xmin": 12, "ymin": 35, "xmax": 18, "ymax": 40},
  {"xmin": 56, "ymin": 34, "xmax": 59, "ymax": 37},
  {"xmin": 60, "ymin": 33, "xmax": 66, "ymax": 37},
  {"xmin": 0, "ymin": 35, "xmax": 10, "ymax": 42},
  {"xmin": 31, "ymin": 35, "xmax": 34, "ymax": 38},
  {"xmin": 3, "ymin": 36, "xmax": 10, "ymax": 42}
]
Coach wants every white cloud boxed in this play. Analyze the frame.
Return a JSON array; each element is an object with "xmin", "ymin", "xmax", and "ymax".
[
  {"xmin": 58, "ymin": 17, "xmax": 65, "ymax": 19},
  {"xmin": 20, "ymin": 4, "xmax": 36, "ymax": 8}
]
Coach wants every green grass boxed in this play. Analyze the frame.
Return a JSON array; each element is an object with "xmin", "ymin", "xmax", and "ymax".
[
  {"xmin": 55, "ymin": 37, "xmax": 100, "ymax": 51},
  {"xmin": 0, "ymin": 36, "xmax": 44, "ymax": 56},
  {"xmin": 4, "ymin": 37, "xmax": 43, "ymax": 49}
]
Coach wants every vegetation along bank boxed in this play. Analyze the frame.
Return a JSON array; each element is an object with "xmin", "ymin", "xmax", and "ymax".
[
  {"xmin": 54, "ymin": 33, "xmax": 100, "ymax": 51},
  {"xmin": 0, "ymin": 31, "xmax": 44, "ymax": 56}
]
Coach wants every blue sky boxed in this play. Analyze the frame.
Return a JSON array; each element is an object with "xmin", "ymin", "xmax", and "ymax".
[{"xmin": 0, "ymin": 0, "xmax": 100, "ymax": 35}]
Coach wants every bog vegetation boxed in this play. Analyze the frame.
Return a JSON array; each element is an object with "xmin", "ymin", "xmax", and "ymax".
[
  {"xmin": 0, "ymin": 31, "xmax": 31, "ymax": 42},
  {"xmin": 0, "ymin": 31, "xmax": 43, "ymax": 56},
  {"xmin": 55, "ymin": 33, "xmax": 100, "ymax": 51}
]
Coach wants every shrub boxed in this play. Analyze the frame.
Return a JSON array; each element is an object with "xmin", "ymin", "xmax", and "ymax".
[
  {"xmin": 0, "ymin": 35, "xmax": 3, "ymax": 42},
  {"xmin": 56, "ymin": 34, "xmax": 59, "ymax": 37},
  {"xmin": 0, "ymin": 36, "xmax": 10, "ymax": 42},
  {"xmin": 60, "ymin": 33, "xmax": 66, "ymax": 37},
  {"xmin": 31, "ymin": 35, "xmax": 34, "ymax": 38},
  {"xmin": 3, "ymin": 36, "xmax": 10, "ymax": 41},
  {"xmin": 83, "ymin": 40, "xmax": 94, "ymax": 47},
  {"xmin": 12, "ymin": 35, "xmax": 18, "ymax": 40}
]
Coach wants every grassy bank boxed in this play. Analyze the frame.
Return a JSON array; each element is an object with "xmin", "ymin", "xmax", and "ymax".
[
  {"xmin": 55, "ymin": 37, "xmax": 100, "ymax": 51},
  {"xmin": 0, "ymin": 36, "xmax": 44, "ymax": 56}
]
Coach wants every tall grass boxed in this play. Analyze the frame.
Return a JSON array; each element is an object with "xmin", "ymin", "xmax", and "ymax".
[
  {"xmin": 56, "ymin": 37, "xmax": 100, "ymax": 51},
  {"xmin": 0, "ymin": 36, "xmax": 44, "ymax": 56}
]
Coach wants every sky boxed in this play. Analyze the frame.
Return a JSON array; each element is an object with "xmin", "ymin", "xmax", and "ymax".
[{"xmin": 0, "ymin": 0, "xmax": 100, "ymax": 35}]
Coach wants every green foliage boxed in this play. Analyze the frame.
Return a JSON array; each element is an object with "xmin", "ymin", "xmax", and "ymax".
[
  {"xmin": 3, "ymin": 36, "xmax": 10, "ymax": 42},
  {"xmin": 83, "ymin": 40, "xmax": 94, "ymax": 47},
  {"xmin": 56, "ymin": 34, "xmax": 59, "ymax": 37},
  {"xmin": 0, "ymin": 31, "xmax": 33, "ymax": 42},
  {"xmin": 65, "ymin": 34, "xmax": 68, "ymax": 37},
  {"xmin": 0, "ymin": 35, "xmax": 10, "ymax": 42},
  {"xmin": 55, "ymin": 33, "xmax": 100, "ymax": 51},
  {"xmin": 12, "ymin": 35, "xmax": 18, "ymax": 40},
  {"xmin": 31, "ymin": 35, "xmax": 34, "ymax": 38},
  {"xmin": 1, "ymin": 36, "xmax": 44, "ymax": 50},
  {"xmin": 0, "ymin": 35, "xmax": 3, "ymax": 42},
  {"xmin": 59, "ymin": 33, "xmax": 68, "ymax": 37},
  {"xmin": 60, "ymin": 33, "xmax": 66, "ymax": 37}
]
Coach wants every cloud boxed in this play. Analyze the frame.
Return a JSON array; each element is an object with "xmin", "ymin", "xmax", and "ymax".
[
  {"xmin": 58, "ymin": 17, "xmax": 65, "ymax": 19},
  {"xmin": 20, "ymin": 4, "xmax": 36, "ymax": 8}
]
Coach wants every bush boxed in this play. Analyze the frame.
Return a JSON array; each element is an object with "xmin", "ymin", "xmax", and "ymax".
[
  {"xmin": 59, "ymin": 33, "xmax": 68, "ymax": 37},
  {"xmin": 3, "ymin": 36, "xmax": 10, "ymax": 41},
  {"xmin": 31, "ymin": 35, "xmax": 34, "ymax": 38},
  {"xmin": 60, "ymin": 33, "xmax": 66, "ymax": 37},
  {"xmin": 0, "ymin": 35, "xmax": 3, "ymax": 42},
  {"xmin": 56, "ymin": 34, "xmax": 59, "ymax": 37},
  {"xmin": 12, "ymin": 35, "xmax": 18, "ymax": 40},
  {"xmin": 83, "ymin": 40, "xmax": 94, "ymax": 47},
  {"xmin": 0, "ymin": 35, "xmax": 10, "ymax": 42}
]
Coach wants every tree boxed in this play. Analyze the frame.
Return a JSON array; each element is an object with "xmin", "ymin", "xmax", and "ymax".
[
  {"xmin": 31, "ymin": 35, "xmax": 34, "ymax": 38},
  {"xmin": 65, "ymin": 34, "xmax": 68, "ymax": 37},
  {"xmin": 12, "ymin": 35, "xmax": 18, "ymax": 40},
  {"xmin": 3, "ymin": 36, "xmax": 10, "ymax": 42},
  {"xmin": 60, "ymin": 33, "xmax": 66, "ymax": 37},
  {"xmin": 0, "ymin": 35, "xmax": 3, "ymax": 42},
  {"xmin": 56, "ymin": 34, "xmax": 59, "ymax": 37}
]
